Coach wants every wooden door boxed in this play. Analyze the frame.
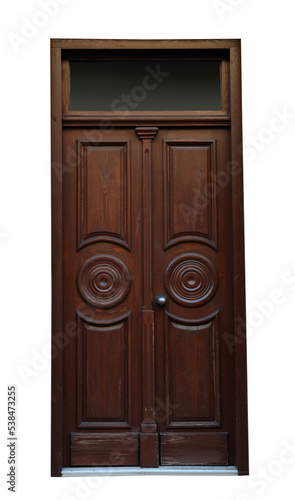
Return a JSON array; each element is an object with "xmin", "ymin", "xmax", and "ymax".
[
  {"xmin": 62, "ymin": 128, "xmax": 143, "ymax": 468},
  {"xmin": 152, "ymin": 128, "xmax": 234, "ymax": 467},
  {"xmin": 51, "ymin": 39, "xmax": 248, "ymax": 476}
]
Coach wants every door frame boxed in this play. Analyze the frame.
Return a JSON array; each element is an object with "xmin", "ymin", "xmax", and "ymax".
[{"xmin": 51, "ymin": 39, "xmax": 248, "ymax": 476}]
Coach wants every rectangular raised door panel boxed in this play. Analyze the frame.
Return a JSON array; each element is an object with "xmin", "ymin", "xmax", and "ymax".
[
  {"xmin": 51, "ymin": 40, "xmax": 248, "ymax": 476},
  {"xmin": 160, "ymin": 433, "xmax": 228, "ymax": 466},
  {"xmin": 77, "ymin": 313, "xmax": 131, "ymax": 428},
  {"xmin": 165, "ymin": 313, "xmax": 220, "ymax": 427},
  {"xmin": 71, "ymin": 433, "xmax": 139, "ymax": 466},
  {"xmin": 163, "ymin": 140, "xmax": 217, "ymax": 249},
  {"xmin": 77, "ymin": 140, "xmax": 130, "ymax": 249}
]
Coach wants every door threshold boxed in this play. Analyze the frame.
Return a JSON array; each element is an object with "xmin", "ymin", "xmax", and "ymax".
[{"xmin": 62, "ymin": 466, "xmax": 238, "ymax": 476}]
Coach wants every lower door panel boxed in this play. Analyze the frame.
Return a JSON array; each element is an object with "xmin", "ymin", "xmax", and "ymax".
[
  {"xmin": 160, "ymin": 432, "xmax": 228, "ymax": 466},
  {"xmin": 71, "ymin": 433, "xmax": 139, "ymax": 466}
]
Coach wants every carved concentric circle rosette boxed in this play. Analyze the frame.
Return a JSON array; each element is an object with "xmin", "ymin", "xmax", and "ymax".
[
  {"xmin": 77, "ymin": 255, "xmax": 131, "ymax": 309},
  {"xmin": 165, "ymin": 253, "xmax": 218, "ymax": 307}
]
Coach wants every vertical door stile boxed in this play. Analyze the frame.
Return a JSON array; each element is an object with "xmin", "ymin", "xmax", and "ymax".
[{"xmin": 135, "ymin": 127, "xmax": 159, "ymax": 467}]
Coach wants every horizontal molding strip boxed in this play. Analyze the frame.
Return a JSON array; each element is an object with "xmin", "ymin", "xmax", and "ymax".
[
  {"xmin": 62, "ymin": 114, "xmax": 231, "ymax": 127},
  {"xmin": 62, "ymin": 466, "xmax": 238, "ymax": 476},
  {"xmin": 52, "ymin": 39, "xmax": 240, "ymax": 50}
]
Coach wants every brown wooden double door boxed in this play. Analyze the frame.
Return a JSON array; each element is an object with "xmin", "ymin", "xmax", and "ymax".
[{"xmin": 62, "ymin": 125, "xmax": 235, "ymax": 468}]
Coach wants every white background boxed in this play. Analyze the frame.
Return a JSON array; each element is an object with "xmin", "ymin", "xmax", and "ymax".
[{"xmin": 1, "ymin": 1, "xmax": 295, "ymax": 499}]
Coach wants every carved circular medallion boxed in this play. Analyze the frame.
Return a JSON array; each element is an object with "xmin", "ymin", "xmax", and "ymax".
[
  {"xmin": 77, "ymin": 255, "xmax": 131, "ymax": 309},
  {"xmin": 165, "ymin": 253, "xmax": 218, "ymax": 307}
]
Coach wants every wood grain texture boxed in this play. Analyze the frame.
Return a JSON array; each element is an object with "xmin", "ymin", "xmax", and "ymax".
[
  {"xmin": 63, "ymin": 113, "xmax": 231, "ymax": 127},
  {"xmin": 163, "ymin": 140, "xmax": 217, "ymax": 250},
  {"xmin": 71, "ymin": 433, "xmax": 139, "ymax": 466},
  {"xmin": 135, "ymin": 127, "xmax": 158, "ymax": 308},
  {"xmin": 61, "ymin": 127, "xmax": 143, "ymax": 470},
  {"xmin": 140, "ymin": 433, "xmax": 159, "ymax": 468},
  {"xmin": 136, "ymin": 127, "xmax": 159, "ymax": 467},
  {"xmin": 51, "ymin": 45, "xmax": 63, "ymax": 477},
  {"xmin": 76, "ymin": 312, "xmax": 131, "ymax": 428},
  {"xmin": 141, "ymin": 310, "xmax": 156, "ymax": 433},
  {"xmin": 220, "ymin": 59, "xmax": 230, "ymax": 114},
  {"xmin": 51, "ymin": 39, "xmax": 241, "ymax": 50},
  {"xmin": 62, "ymin": 59, "xmax": 70, "ymax": 114},
  {"xmin": 230, "ymin": 44, "xmax": 249, "ymax": 475},
  {"xmin": 165, "ymin": 312, "xmax": 220, "ymax": 428},
  {"xmin": 152, "ymin": 126, "xmax": 236, "ymax": 468},
  {"xmin": 77, "ymin": 140, "xmax": 130, "ymax": 250},
  {"xmin": 51, "ymin": 39, "xmax": 248, "ymax": 475},
  {"xmin": 160, "ymin": 432, "xmax": 228, "ymax": 466}
]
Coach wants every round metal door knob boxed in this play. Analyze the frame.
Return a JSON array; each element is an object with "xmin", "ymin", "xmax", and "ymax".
[{"xmin": 154, "ymin": 294, "xmax": 168, "ymax": 307}]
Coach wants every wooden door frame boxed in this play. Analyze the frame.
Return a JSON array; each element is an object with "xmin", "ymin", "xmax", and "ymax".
[{"xmin": 51, "ymin": 39, "xmax": 248, "ymax": 476}]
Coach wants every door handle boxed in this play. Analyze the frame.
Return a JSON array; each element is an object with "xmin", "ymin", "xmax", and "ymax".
[{"xmin": 154, "ymin": 294, "xmax": 168, "ymax": 308}]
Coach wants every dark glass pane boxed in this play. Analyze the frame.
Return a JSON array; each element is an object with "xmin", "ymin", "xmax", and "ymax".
[{"xmin": 70, "ymin": 60, "xmax": 221, "ymax": 111}]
